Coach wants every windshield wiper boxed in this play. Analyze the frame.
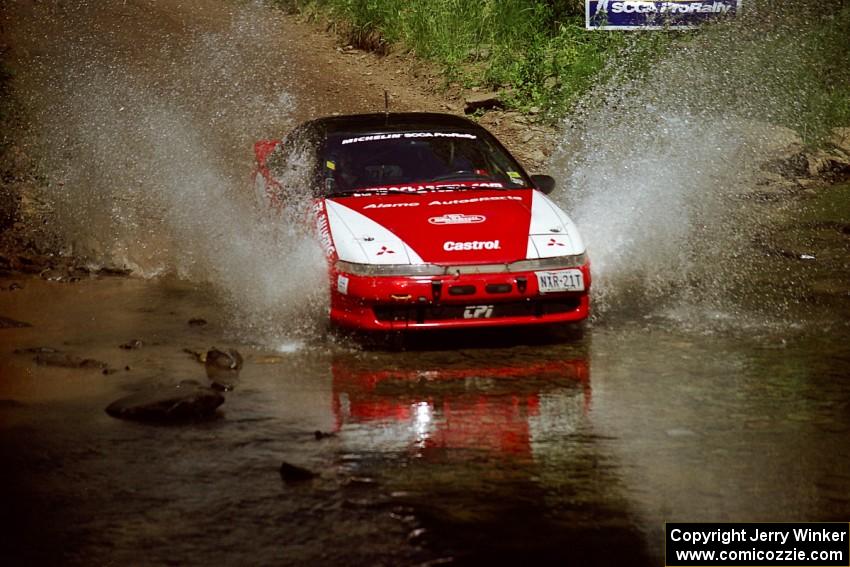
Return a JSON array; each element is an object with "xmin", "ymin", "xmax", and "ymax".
[{"xmin": 428, "ymin": 171, "xmax": 491, "ymax": 183}]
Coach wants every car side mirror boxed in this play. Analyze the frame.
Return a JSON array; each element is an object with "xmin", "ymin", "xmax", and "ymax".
[{"xmin": 531, "ymin": 174, "xmax": 556, "ymax": 195}]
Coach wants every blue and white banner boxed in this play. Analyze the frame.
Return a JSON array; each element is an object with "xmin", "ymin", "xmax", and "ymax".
[{"xmin": 586, "ymin": 1, "xmax": 742, "ymax": 30}]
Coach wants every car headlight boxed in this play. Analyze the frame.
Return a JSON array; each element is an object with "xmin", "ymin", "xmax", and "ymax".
[
  {"xmin": 336, "ymin": 253, "xmax": 587, "ymax": 277},
  {"xmin": 335, "ymin": 261, "xmax": 446, "ymax": 276}
]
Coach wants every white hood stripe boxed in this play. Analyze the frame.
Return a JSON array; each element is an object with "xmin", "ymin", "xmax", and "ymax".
[
  {"xmin": 325, "ymin": 199, "xmax": 424, "ymax": 265},
  {"xmin": 528, "ymin": 190, "xmax": 585, "ymax": 258}
]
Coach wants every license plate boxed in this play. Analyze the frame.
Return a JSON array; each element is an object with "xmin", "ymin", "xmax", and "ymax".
[{"xmin": 535, "ymin": 269, "xmax": 585, "ymax": 293}]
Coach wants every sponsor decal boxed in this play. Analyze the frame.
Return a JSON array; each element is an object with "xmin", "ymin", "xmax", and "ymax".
[
  {"xmin": 375, "ymin": 246, "xmax": 395, "ymax": 256},
  {"xmin": 429, "ymin": 195, "xmax": 521, "ymax": 206},
  {"xmin": 428, "ymin": 213, "xmax": 486, "ymax": 225},
  {"xmin": 547, "ymin": 238, "xmax": 566, "ymax": 247},
  {"xmin": 314, "ymin": 201, "xmax": 336, "ymax": 258},
  {"xmin": 586, "ymin": 0, "xmax": 741, "ymax": 30},
  {"xmin": 341, "ymin": 132, "xmax": 477, "ymax": 145},
  {"xmin": 443, "ymin": 240, "xmax": 501, "ymax": 252},
  {"xmin": 507, "ymin": 171, "xmax": 524, "ymax": 185},
  {"xmin": 363, "ymin": 202, "xmax": 420, "ymax": 209},
  {"xmin": 337, "ymin": 274, "xmax": 349, "ymax": 295},
  {"xmin": 463, "ymin": 305, "xmax": 494, "ymax": 319}
]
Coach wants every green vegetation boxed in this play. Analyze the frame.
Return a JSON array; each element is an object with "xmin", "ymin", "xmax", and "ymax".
[
  {"xmin": 787, "ymin": 5, "xmax": 850, "ymax": 142},
  {"xmin": 667, "ymin": 1, "xmax": 850, "ymax": 144},
  {"xmin": 275, "ymin": 0, "xmax": 849, "ymax": 139},
  {"xmin": 277, "ymin": 0, "xmax": 669, "ymax": 120}
]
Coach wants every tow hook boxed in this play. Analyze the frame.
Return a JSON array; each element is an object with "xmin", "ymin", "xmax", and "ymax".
[
  {"xmin": 515, "ymin": 276, "xmax": 528, "ymax": 294},
  {"xmin": 431, "ymin": 280, "xmax": 443, "ymax": 302}
]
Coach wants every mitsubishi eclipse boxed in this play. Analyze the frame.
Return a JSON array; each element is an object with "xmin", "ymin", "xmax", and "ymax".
[{"xmin": 253, "ymin": 112, "xmax": 590, "ymax": 331}]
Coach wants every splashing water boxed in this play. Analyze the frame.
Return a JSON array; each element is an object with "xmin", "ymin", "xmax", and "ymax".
[
  {"xmin": 7, "ymin": 1, "xmax": 327, "ymax": 342},
  {"xmin": 551, "ymin": 1, "xmax": 849, "ymax": 324},
  {"xmin": 6, "ymin": 0, "xmax": 847, "ymax": 339}
]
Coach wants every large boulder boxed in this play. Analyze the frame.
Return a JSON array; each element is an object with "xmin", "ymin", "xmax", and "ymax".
[
  {"xmin": 805, "ymin": 149, "xmax": 850, "ymax": 180},
  {"xmin": 106, "ymin": 381, "xmax": 224, "ymax": 423},
  {"xmin": 464, "ymin": 92, "xmax": 503, "ymax": 114}
]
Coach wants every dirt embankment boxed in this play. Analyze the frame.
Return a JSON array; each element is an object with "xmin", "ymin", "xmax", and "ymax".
[{"xmin": 1, "ymin": 0, "xmax": 849, "ymax": 278}]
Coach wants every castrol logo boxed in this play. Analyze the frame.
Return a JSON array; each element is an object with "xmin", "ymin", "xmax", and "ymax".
[{"xmin": 442, "ymin": 240, "xmax": 501, "ymax": 251}]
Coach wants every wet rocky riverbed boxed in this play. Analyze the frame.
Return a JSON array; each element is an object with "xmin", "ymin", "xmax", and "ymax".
[{"xmin": 2, "ymin": 186, "xmax": 849, "ymax": 565}]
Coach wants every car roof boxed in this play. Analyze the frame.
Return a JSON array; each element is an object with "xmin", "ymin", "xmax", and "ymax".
[{"xmin": 299, "ymin": 112, "xmax": 486, "ymax": 136}]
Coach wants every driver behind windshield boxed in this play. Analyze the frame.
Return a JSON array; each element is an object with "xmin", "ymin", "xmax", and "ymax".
[{"xmin": 321, "ymin": 130, "xmax": 528, "ymax": 193}]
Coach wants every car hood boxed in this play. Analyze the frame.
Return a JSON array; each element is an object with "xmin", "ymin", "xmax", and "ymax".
[{"xmin": 323, "ymin": 188, "xmax": 585, "ymax": 266}]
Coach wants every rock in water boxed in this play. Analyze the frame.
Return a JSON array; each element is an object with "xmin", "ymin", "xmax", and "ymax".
[
  {"xmin": 119, "ymin": 339, "xmax": 144, "ymax": 350},
  {"xmin": 106, "ymin": 382, "xmax": 224, "ymax": 423},
  {"xmin": 14, "ymin": 346, "xmax": 61, "ymax": 354},
  {"xmin": 0, "ymin": 315, "xmax": 31, "ymax": 328},
  {"xmin": 279, "ymin": 461, "xmax": 318, "ymax": 484},
  {"xmin": 205, "ymin": 348, "xmax": 243, "ymax": 370},
  {"xmin": 204, "ymin": 348, "xmax": 243, "ymax": 391},
  {"xmin": 34, "ymin": 353, "xmax": 108, "ymax": 369}
]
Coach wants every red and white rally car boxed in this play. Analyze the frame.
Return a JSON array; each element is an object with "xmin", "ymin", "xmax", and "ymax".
[{"xmin": 253, "ymin": 113, "xmax": 590, "ymax": 331}]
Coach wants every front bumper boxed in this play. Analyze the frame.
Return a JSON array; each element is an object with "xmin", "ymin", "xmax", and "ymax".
[{"xmin": 329, "ymin": 263, "xmax": 591, "ymax": 331}]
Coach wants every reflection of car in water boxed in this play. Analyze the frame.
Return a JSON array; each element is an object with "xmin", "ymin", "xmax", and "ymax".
[
  {"xmin": 330, "ymin": 356, "xmax": 590, "ymax": 456},
  {"xmin": 252, "ymin": 113, "xmax": 591, "ymax": 332}
]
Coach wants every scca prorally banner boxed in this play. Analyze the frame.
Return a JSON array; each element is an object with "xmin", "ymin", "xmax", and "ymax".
[{"xmin": 586, "ymin": 1, "xmax": 742, "ymax": 30}]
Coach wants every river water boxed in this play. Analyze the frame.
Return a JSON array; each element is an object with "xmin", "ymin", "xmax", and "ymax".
[
  {"xmin": 2, "ymin": 196, "xmax": 849, "ymax": 564},
  {"xmin": 2, "ymin": 0, "xmax": 850, "ymax": 564}
]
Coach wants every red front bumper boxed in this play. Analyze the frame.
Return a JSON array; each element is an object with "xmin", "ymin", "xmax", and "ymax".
[{"xmin": 329, "ymin": 263, "xmax": 591, "ymax": 331}]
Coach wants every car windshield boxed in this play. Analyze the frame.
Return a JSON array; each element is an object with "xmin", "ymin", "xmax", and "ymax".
[{"xmin": 318, "ymin": 129, "xmax": 531, "ymax": 195}]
